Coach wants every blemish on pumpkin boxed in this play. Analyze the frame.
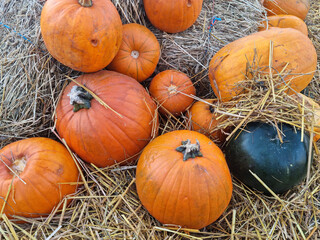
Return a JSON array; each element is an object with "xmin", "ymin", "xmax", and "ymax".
[
  {"xmin": 56, "ymin": 167, "xmax": 64, "ymax": 175},
  {"xmin": 131, "ymin": 50, "xmax": 140, "ymax": 59},
  {"xmin": 187, "ymin": 0, "xmax": 192, "ymax": 7},
  {"xmin": 91, "ymin": 39, "xmax": 98, "ymax": 46},
  {"xmin": 11, "ymin": 157, "xmax": 27, "ymax": 175}
]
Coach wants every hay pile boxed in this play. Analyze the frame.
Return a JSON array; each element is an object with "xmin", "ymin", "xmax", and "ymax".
[{"xmin": 0, "ymin": 0, "xmax": 319, "ymax": 239}]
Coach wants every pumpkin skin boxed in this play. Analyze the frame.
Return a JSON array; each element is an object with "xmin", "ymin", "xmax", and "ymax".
[
  {"xmin": 55, "ymin": 70, "xmax": 158, "ymax": 167},
  {"xmin": 149, "ymin": 70, "xmax": 196, "ymax": 115},
  {"xmin": 290, "ymin": 93, "xmax": 320, "ymax": 142},
  {"xmin": 208, "ymin": 27, "xmax": 317, "ymax": 102},
  {"xmin": 108, "ymin": 23, "xmax": 161, "ymax": 82},
  {"xmin": 0, "ymin": 138, "xmax": 79, "ymax": 218},
  {"xmin": 224, "ymin": 122, "xmax": 311, "ymax": 194},
  {"xmin": 136, "ymin": 130, "xmax": 233, "ymax": 229},
  {"xmin": 263, "ymin": 0, "xmax": 310, "ymax": 20},
  {"xmin": 40, "ymin": 0, "xmax": 122, "ymax": 72},
  {"xmin": 258, "ymin": 15, "xmax": 308, "ymax": 35},
  {"xmin": 143, "ymin": 0, "xmax": 203, "ymax": 33},
  {"xmin": 189, "ymin": 99, "xmax": 228, "ymax": 143}
]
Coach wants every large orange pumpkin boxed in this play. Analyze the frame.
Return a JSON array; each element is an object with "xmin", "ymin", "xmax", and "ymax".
[
  {"xmin": 209, "ymin": 27, "xmax": 317, "ymax": 102},
  {"xmin": 258, "ymin": 15, "xmax": 308, "ymax": 35},
  {"xmin": 149, "ymin": 70, "xmax": 196, "ymax": 115},
  {"xmin": 263, "ymin": 0, "xmax": 310, "ymax": 20},
  {"xmin": 0, "ymin": 138, "xmax": 79, "ymax": 218},
  {"xmin": 189, "ymin": 99, "xmax": 229, "ymax": 144},
  {"xmin": 143, "ymin": 0, "xmax": 203, "ymax": 33},
  {"xmin": 108, "ymin": 23, "xmax": 161, "ymax": 82},
  {"xmin": 55, "ymin": 70, "xmax": 158, "ymax": 167},
  {"xmin": 136, "ymin": 130, "xmax": 233, "ymax": 229},
  {"xmin": 40, "ymin": 0, "xmax": 122, "ymax": 72}
]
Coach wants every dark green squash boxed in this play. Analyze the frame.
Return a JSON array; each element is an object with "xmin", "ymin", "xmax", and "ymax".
[{"xmin": 224, "ymin": 122, "xmax": 311, "ymax": 194}]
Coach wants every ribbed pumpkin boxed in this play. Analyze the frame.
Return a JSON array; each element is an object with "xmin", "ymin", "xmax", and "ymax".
[
  {"xmin": 108, "ymin": 23, "xmax": 161, "ymax": 82},
  {"xmin": 149, "ymin": 70, "xmax": 196, "ymax": 115},
  {"xmin": 263, "ymin": 0, "xmax": 310, "ymax": 20},
  {"xmin": 0, "ymin": 138, "xmax": 79, "ymax": 218},
  {"xmin": 258, "ymin": 15, "xmax": 308, "ymax": 35},
  {"xmin": 55, "ymin": 70, "xmax": 158, "ymax": 167},
  {"xmin": 40, "ymin": 0, "xmax": 122, "ymax": 72},
  {"xmin": 209, "ymin": 28, "xmax": 317, "ymax": 102},
  {"xmin": 189, "ymin": 99, "xmax": 229, "ymax": 143},
  {"xmin": 136, "ymin": 130, "xmax": 233, "ymax": 229},
  {"xmin": 143, "ymin": 0, "xmax": 203, "ymax": 33}
]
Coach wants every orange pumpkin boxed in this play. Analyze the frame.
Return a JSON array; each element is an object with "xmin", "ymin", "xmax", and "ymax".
[
  {"xmin": 143, "ymin": 0, "xmax": 203, "ymax": 33},
  {"xmin": 136, "ymin": 130, "xmax": 233, "ymax": 229},
  {"xmin": 263, "ymin": 0, "xmax": 310, "ymax": 20},
  {"xmin": 0, "ymin": 138, "xmax": 79, "ymax": 218},
  {"xmin": 108, "ymin": 23, "xmax": 161, "ymax": 82},
  {"xmin": 55, "ymin": 70, "xmax": 158, "ymax": 167},
  {"xmin": 189, "ymin": 99, "xmax": 229, "ymax": 143},
  {"xmin": 291, "ymin": 93, "xmax": 320, "ymax": 142},
  {"xmin": 40, "ymin": 0, "xmax": 122, "ymax": 72},
  {"xmin": 258, "ymin": 15, "xmax": 308, "ymax": 35},
  {"xmin": 209, "ymin": 28, "xmax": 317, "ymax": 102},
  {"xmin": 149, "ymin": 70, "xmax": 196, "ymax": 115}
]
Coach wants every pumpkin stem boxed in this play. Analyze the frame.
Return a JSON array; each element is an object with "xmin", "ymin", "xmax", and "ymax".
[
  {"xmin": 176, "ymin": 139, "xmax": 203, "ymax": 161},
  {"xmin": 11, "ymin": 157, "xmax": 27, "ymax": 175},
  {"xmin": 67, "ymin": 86, "xmax": 93, "ymax": 112},
  {"xmin": 131, "ymin": 50, "xmax": 140, "ymax": 59},
  {"xmin": 78, "ymin": 0, "xmax": 93, "ymax": 7}
]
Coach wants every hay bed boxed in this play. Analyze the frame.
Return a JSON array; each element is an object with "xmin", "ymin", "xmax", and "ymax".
[{"xmin": 0, "ymin": 0, "xmax": 320, "ymax": 239}]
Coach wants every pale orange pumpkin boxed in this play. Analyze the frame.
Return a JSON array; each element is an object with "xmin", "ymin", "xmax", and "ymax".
[
  {"xmin": 0, "ymin": 138, "xmax": 79, "ymax": 219},
  {"xmin": 40, "ymin": 0, "xmax": 122, "ymax": 72},
  {"xmin": 108, "ymin": 23, "xmax": 161, "ymax": 82},
  {"xmin": 258, "ymin": 15, "xmax": 308, "ymax": 35},
  {"xmin": 209, "ymin": 28, "xmax": 317, "ymax": 102},
  {"xmin": 149, "ymin": 70, "xmax": 196, "ymax": 115},
  {"xmin": 136, "ymin": 130, "xmax": 232, "ymax": 229},
  {"xmin": 143, "ymin": 0, "xmax": 203, "ymax": 33},
  {"xmin": 263, "ymin": 0, "xmax": 310, "ymax": 20}
]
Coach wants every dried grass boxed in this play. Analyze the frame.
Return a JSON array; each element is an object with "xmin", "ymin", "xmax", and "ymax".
[{"xmin": 0, "ymin": 0, "xmax": 320, "ymax": 239}]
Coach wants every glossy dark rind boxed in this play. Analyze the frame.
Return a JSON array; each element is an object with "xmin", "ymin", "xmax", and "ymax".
[{"xmin": 224, "ymin": 122, "xmax": 311, "ymax": 194}]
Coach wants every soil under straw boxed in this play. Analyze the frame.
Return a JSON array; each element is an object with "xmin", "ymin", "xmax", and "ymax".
[{"xmin": 0, "ymin": 0, "xmax": 319, "ymax": 239}]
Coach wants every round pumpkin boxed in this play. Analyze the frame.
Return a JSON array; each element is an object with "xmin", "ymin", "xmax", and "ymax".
[
  {"xmin": 55, "ymin": 70, "xmax": 158, "ymax": 167},
  {"xmin": 263, "ymin": 0, "xmax": 310, "ymax": 20},
  {"xmin": 258, "ymin": 15, "xmax": 308, "ymax": 35},
  {"xmin": 108, "ymin": 23, "xmax": 161, "ymax": 82},
  {"xmin": 143, "ymin": 0, "xmax": 203, "ymax": 33},
  {"xmin": 0, "ymin": 138, "xmax": 79, "ymax": 218},
  {"xmin": 136, "ymin": 130, "xmax": 232, "ymax": 229},
  {"xmin": 290, "ymin": 93, "xmax": 320, "ymax": 142},
  {"xmin": 208, "ymin": 27, "xmax": 317, "ymax": 102},
  {"xmin": 40, "ymin": 0, "xmax": 122, "ymax": 72},
  {"xmin": 189, "ymin": 99, "xmax": 229, "ymax": 143},
  {"xmin": 224, "ymin": 122, "xmax": 311, "ymax": 194},
  {"xmin": 149, "ymin": 70, "xmax": 196, "ymax": 115}
]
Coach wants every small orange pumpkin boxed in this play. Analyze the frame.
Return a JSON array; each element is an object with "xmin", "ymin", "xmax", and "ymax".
[
  {"xmin": 258, "ymin": 15, "xmax": 308, "ymax": 35},
  {"xmin": 209, "ymin": 28, "xmax": 317, "ymax": 102},
  {"xmin": 136, "ymin": 130, "xmax": 233, "ymax": 229},
  {"xmin": 55, "ymin": 70, "xmax": 158, "ymax": 167},
  {"xmin": 108, "ymin": 23, "xmax": 161, "ymax": 82},
  {"xmin": 40, "ymin": 0, "xmax": 122, "ymax": 72},
  {"xmin": 143, "ymin": 0, "xmax": 203, "ymax": 33},
  {"xmin": 189, "ymin": 99, "xmax": 229, "ymax": 143},
  {"xmin": 149, "ymin": 70, "xmax": 196, "ymax": 115},
  {"xmin": 0, "ymin": 138, "xmax": 79, "ymax": 218},
  {"xmin": 263, "ymin": 0, "xmax": 310, "ymax": 20}
]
